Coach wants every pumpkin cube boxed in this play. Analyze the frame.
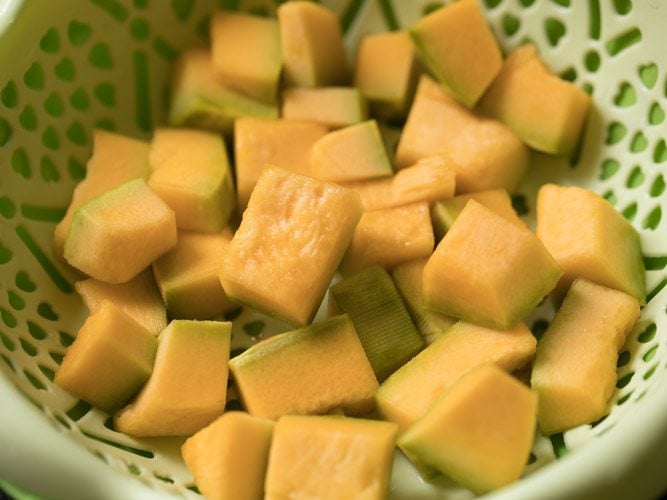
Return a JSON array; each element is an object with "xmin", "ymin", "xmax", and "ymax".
[
  {"xmin": 536, "ymin": 183, "xmax": 645, "ymax": 303},
  {"xmin": 396, "ymin": 76, "xmax": 529, "ymax": 193},
  {"xmin": 75, "ymin": 270, "xmax": 166, "ymax": 336},
  {"xmin": 341, "ymin": 202, "xmax": 434, "ymax": 276},
  {"xmin": 229, "ymin": 315, "xmax": 378, "ymax": 419},
  {"xmin": 479, "ymin": 44, "xmax": 591, "ymax": 156},
  {"xmin": 354, "ymin": 31, "xmax": 420, "ymax": 119},
  {"xmin": 234, "ymin": 118, "xmax": 328, "ymax": 209},
  {"xmin": 55, "ymin": 302, "xmax": 157, "ymax": 412},
  {"xmin": 148, "ymin": 128, "xmax": 235, "ymax": 232},
  {"xmin": 152, "ymin": 229, "xmax": 237, "ymax": 320},
  {"xmin": 277, "ymin": 1, "xmax": 348, "ymax": 87},
  {"xmin": 409, "ymin": 0, "xmax": 502, "ymax": 107},
  {"xmin": 265, "ymin": 415, "xmax": 397, "ymax": 500},
  {"xmin": 376, "ymin": 320, "xmax": 536, "ymax": 433},
  {"xmin": 64, "ymin": 179, "xmax": 177, "ymax": 284},
  {"xmin": 424, "ymin": 200, "xmax": 562, "ymax": 329},
  {"xmin": 399, "ymin": 365, "xmax": 537, "ymax": 494},
  {"xmin": 182, "ymin": 412, "xmax": 274, "ymax": 500},
  {"xmin": 310, "ymin": 120, "xmax": 393, "ymax": 183},
  {"xmin": 115, "ymin": 320, "xmax": 231, "ymax": 437},
  {"xmin": 281, "ymin": 87, "xmax": 368, "ymax": 129},
  {"xmin": 531, "ymin": 279, "xmax": 640, "ymax": 434},
  {"xmin": 220, "ymin": 167, "xmax": 362, "ymax": 325},
  {"xmin": 169, "ymin": 49, "xmax": 278, "ymax": 134},
  {"xmin": 210, "ymin": 11, "xmax": 281, "ymax": 103}
]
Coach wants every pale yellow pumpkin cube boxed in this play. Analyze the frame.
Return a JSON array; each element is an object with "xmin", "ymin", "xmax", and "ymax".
[
  {"xmin": 277, "ymin": 1, "xmax": 348, "ymax": 87},
  {"xmin": 220, "ymin": 167, "xmax": 363, "ymax": 325},
  {"xmin": 354, "ymin": 31, "xmax": 420, "ymax": 119},
  {"xmin": 424, "ymin": 200, "xmax": 562, "ymax": 329},
  {"xmin": 115, "ymin": 320, "xmax": 231, "ymax": 437},
  {"xmin": 537, "ymin": 183, "xmax": 645, "ymax": 303},
  {"xmin": 54, "ymin": 130, "xmax": 150, "ymax": 259},
  {"xmin": 75, "ymin": 270, "xmax": 166, "ymax": 336},
  {"xmin": 152, "ymin": 229, "xmax": 237, "ymax": 320},
  {"xmin": 229, "ymin": 315, "xmax": 378, "ymax": 419},
  {"xmin": 169, "ymin": 49, "xmax": 278, "ymax": 134},
  {"xmin": 399, "ymin": 365, "xmax": 537, "ymax": 494},
  {"xmin": 182, "ymin": 412, "xmax": 274, "ymax": 500},
  {"xmin": 64, "ymin": 179, "xmax": 177, "ymax": 284},
  {"xmin": 148, "ymin": 128, "xmax": 235, "ymax": 232},
  {"xmin": 376, "ymin": 321, "xmax": 536, "ymax": 433},
  {"xmin": 344, "ymin": 154, "xmax": 456, "ymax": 212},
  {"xmin": 265, "ymin": 415, "xmax": 397, "ymax": 500},
  {"xmin": 431, "ymin": 188, "xmax": 524, "ymax": 240},
  {"xmin": 210, "ymin": 11, "xmax": 281, "ymax": 103},
  {"xmin": 396, "ymin": 76, "xmax": 529, "ymax": 193},
  {"xmin": 480, "ymin": 44, "xmax": 591, "ymax": 156},
  {"xmin": 340, "ymin": 202, "xmax": 434, "ymax": 276},
  {"xmin": 281, "ymin": 86, "xmax": 368, "ymax": 129},
  {"xmin": 55, "ymin": 302, "xmax": 157, "ymax": 412},
  {"xmin": 234, "ymin": 117, "xmax": 328, "ymax": 209},
  {"xmin": 409, "ymin": 0, "xmax": 502, "ymax": 107},
  {"xmin": 532, "ymin": 279, "xmax": 640, "ymax": 435}
]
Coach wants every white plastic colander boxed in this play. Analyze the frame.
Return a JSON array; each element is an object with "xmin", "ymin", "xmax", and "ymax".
[{"xmin": 0, "ymin": 0, "xmax": 666, "ymax": 499}]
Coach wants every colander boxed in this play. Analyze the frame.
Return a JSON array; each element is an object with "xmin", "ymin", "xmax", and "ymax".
[{"xmin": 1, "ymin": 0, "xmax": 666, "ymax": 499}]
